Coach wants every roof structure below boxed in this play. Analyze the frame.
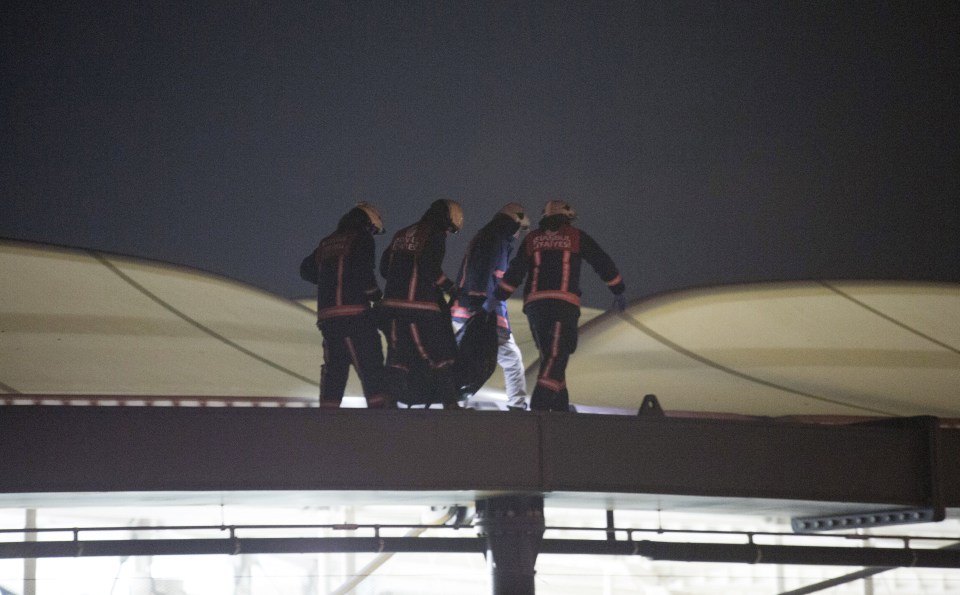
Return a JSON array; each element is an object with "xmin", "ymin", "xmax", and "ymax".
[
  {"xmin": 570, "ymin": 281, "xmax": 960, "ymax": 418},
  {"xmin": 2, "ymin": 239, "xmax": 958, "ymax": 420}
]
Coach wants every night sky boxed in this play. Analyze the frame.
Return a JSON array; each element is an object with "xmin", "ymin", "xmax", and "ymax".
[{"xmin": 3, "ymin": 2, "xmax": 958, "ymax": 308}]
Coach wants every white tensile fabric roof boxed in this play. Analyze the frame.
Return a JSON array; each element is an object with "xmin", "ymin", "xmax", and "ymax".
[
  {"xmin": 2, "ymin": 239, "xmax": 958, "ymax": 419},
  {"xmin": 570, "ymin": 282, "xmax": 960, "ymax": 418},
  {"xmin": 1, "ymin": 240, "xmax": 320, "ymax": 399}
]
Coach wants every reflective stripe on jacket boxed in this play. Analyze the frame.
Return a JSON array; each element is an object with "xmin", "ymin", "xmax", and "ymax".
[
  {"xmin": 496, "ymin": 223, "xmax": 623, "ymax": 307},
  {"xmin": 300, "ymin": 228, "xmax": 381, "ymax": 321},
  {"xmin": 379, "ymin": 220, "xmax": 454, "ymax": 314}
]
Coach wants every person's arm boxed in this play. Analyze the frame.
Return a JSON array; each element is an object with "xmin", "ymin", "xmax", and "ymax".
[
  {"xmin": 580, "ymin": 230, "xmax": 625, "ymax": 296},
  {"xmin": 425, "ymin": 229, "xmax": 455, "ymax": 295},
  {"xmin": 378, "ymin": 241, "xmax": 392, "ymax": 281},
  {"xmin": 464, "ymin": 234, "xmax": 497, "ymax": 309},
  {"xmin": 356, "ymin": 233, "xmax": 382, "ymax": 303},
  {"xmin": 494, "ymin": 237, "xmax": 530, "ymax": 300}
]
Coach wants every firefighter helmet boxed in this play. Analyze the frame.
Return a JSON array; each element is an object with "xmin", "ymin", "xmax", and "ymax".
[
  {"xmin": 499, "ymin": 202, "xmax": 530, "ymax": 230},
  {"xmin": 446, "ymin": 199, "xmax": 464, "ymax": 233},
  {"xmin": 424, "ymin": 199, "xmax": 464, "ymax": 233},
  {"xmin": 355, "ymin": 201, "xmax": 385, "ymax": 234},
  {"xmin": 542, "ymin": 200, "xmax": 577, "ymax": 221}
]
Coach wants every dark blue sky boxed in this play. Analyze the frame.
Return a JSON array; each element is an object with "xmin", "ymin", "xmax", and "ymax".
[{"xmin": 3, "ymin": 1, "xmax": 958, "ymax": 307}]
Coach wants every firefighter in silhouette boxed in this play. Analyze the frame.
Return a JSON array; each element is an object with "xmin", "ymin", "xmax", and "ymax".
[
  {"xmin": 300, "ymin": 202, "xmax": 391, "ymax": 410},
  {"xmin": 494, "ymin": 200, "xmax": 627, "ymax": 412},
  {"xmin": 451, "ymin": 202, "xmax": 530, "ymax": 409},
  {"xmin": 379, "ymin": 199, "xmax": 464, "ymax": 408}
]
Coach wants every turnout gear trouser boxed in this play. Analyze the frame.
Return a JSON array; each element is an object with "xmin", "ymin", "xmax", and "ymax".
[
  {"xmin": 526, "ymin": 301, "xmax": 579, "ymax": 412},
  {"xmin": 319, "ymin": 314, "xmax": 390, "ymax": 409},
  {"xmin": 383, "ymin": 313, "xmax": 459, "ymax": 407}
]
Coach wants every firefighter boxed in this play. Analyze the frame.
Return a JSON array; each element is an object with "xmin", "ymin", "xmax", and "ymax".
[
  {"xmin": 379, "ymin": 199, "xmax": 464, "ymax": 408},
  {"xmin": 451, "ymin": 202, "xmax": 530, "ymax": 410},
  {"xmin": 300, "ymin": 202, "xmax": 392, "ymax": 410},
  {"xmin": 494, "ymin": 200, "xmax": 627, "ymax": 412}
]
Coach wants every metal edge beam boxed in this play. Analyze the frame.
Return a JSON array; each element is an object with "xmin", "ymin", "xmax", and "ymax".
[
  {"xmin": 2, "ymin": 537, "xmax": 959, "ymax": 569},
  {"xmin": 2, "ymin": 406, "xmax": 957, "ymax": 508}
]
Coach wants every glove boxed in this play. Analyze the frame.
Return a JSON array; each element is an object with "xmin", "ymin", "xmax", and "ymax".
[
  {"xmin": 440, "ymin": 286, "xmax": 458, "ymax": 311},
  {"xmin": 612, "ymin": 294, "xmax": 627, "ymax": 313}
]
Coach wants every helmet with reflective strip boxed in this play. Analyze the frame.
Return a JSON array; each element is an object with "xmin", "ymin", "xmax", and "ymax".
[
  {"xmin": 444, "ymin": 199, "xmax": 464, "ymax": 233},
  {"xmin": 499, "ymin": 202, "xmax": 530, "ymax": 230},
  {"xmin": 423, "ymin": 198, "xmax": 464, "ymax": 233},
  {"xmin": 355, "ymin": 201, "xmax": 385, "ymax": 234},
  {"xmin": 542, "ymin": 200, "xmax": 577, "ymax": 221}
]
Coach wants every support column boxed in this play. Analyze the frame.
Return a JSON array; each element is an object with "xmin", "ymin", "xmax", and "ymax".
[
  {"xmin": 476, "ymin": 495, "xmax": 545, "ymax": 595},
  {"xmin": 24, "ymin": 509, "xmax": 36, "ymax": 595}
]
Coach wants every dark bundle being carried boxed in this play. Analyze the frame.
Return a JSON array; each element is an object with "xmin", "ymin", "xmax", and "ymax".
[{"xmin": 454, "ymin": 310, "xmax": 500, "ymax": 398}]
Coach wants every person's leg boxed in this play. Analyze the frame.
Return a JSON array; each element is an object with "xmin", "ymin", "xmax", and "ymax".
[
  {"xmin": 526, "ymin": 309, "xmax": 559, "ymax": 411},
  {"xmin": 319, "ymin": 333, "xmax": 350, "ymax": 410},
  {"xmin": 383, "ymin": 317, "xmax": 412, "ymax": 406},
  {"xmin": 527, "ymin": 303, "xmax": 578, "ymax": 412},
  {"xmin": 348, "ymin": 316, "xmax": 392, "ymax": 408},
  {"xmin": 545, "ymin": 351, "xmax": 570, "ymax": 411},
  {"xmin": 530, "ymin": 336, "xmax": 569, "ymax": 411},
  {"xmin": 498, "ymin": 333, "xmax": 528, "ymax": 409},
  {"xmin": 408, "ymin": 316, "xmax": 460, "ymax": 408}
]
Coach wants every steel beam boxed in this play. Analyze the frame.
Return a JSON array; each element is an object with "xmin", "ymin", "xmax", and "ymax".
[
  {"xmin": 1, "ymin": 406, "xmax": 957, "ymax": 509},
  {"xmin": 1, "ymin": 536, "xmax": 959, "ymax": 570},
  {"xmin": 779, "ymin": 542, "xmax": 960, "ymax": 595}
]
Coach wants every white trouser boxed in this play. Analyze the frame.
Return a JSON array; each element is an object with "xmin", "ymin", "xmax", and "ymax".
[{"xmin": 498, "ymin": 331, "xmax": 528, "ymax": 407}]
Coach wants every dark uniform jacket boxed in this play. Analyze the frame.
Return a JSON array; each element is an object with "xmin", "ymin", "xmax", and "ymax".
[
  {"xmin": 451, "ymin": 213, "xmax": 518, "ymax": 335},
  {"xmin": 495, "ymin": 221, "xmax": 624, "ymax": 307},
  {"xmin": 300, "ymin": 227, "xmax": 382, "ymax": 322},
  {"xmin": 379, "ymin": 220, "xmax": 455, "ymax": 314}
]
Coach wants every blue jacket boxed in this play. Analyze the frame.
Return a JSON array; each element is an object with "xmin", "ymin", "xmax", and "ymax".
[{"xmin": 451, "ymin": 213, "xmax": 520, "ymax": 336}]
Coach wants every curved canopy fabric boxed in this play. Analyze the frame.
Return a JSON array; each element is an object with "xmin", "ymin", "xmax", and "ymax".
[
  {"xmin": 569, "ymin": 282, "xmax": 960, "ymax": 417},
  {"xmin": 3, "ymin": 239, "xmax": 958, "ymax": 419},
  {"xmin": 1, "ymin": 240, "xmax": 320, "ymax": 399}
]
